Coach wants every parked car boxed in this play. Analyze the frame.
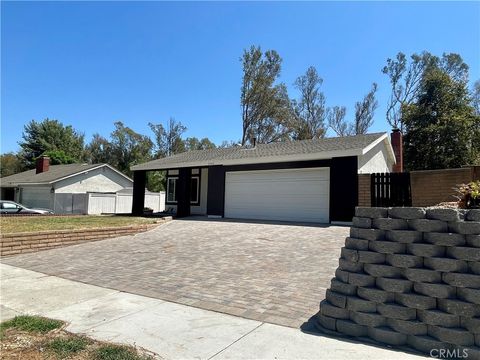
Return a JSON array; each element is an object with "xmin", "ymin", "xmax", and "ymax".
[{"xmin": 0, "ymin": 200, "xmax": 54, "ymax": 215}]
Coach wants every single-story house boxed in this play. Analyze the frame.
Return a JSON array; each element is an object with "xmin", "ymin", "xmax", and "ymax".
[
  {"xmin": 131, "ymin": 132, "xmax": 398, "ymax": 223},
  {"xmin": 0, "ymin": 157, "xmax": 134, "ymax": 213}
]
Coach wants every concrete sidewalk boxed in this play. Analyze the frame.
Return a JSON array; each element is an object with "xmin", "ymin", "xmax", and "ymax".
[{"xmin": 0, "ymin": 263, "xmax": 426, "ymax": 359}]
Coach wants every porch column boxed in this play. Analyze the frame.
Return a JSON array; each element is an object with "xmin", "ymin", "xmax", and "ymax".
[
  {"xmin": 132, "ymin": 170, "xmax": 146, "ymax": 215},
  {"xmin": 206, "ymin": 165, "xmax": 225, "ymax": 217},
  {"xmin": 176, "ymin": 168, "xmax": 191, "ymax": 218}
]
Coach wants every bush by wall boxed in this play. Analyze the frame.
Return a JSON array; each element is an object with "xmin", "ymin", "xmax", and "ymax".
[{"xmin": 317, "ymin": 207, "xmax": 480, "ymax": 358}]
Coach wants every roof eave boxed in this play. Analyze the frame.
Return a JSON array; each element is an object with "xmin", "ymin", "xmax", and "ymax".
[{"xmin": 131, "ymin": 148, "xmax": 365, "ymax": 171}]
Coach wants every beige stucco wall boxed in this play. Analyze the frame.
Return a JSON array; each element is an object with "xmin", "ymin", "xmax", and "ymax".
[
  {"xmin": 54, "ymin": 166, "xmax": 132, "ymax": 193},
  {"xmin": 357, "ymin": 140, "xmax": 393, "ymax": 174}
]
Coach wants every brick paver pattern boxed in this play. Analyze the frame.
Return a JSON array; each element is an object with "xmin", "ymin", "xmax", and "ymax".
[{"xmin": 3, "ymin": 218, "xmax": 348, "ymax": 328}]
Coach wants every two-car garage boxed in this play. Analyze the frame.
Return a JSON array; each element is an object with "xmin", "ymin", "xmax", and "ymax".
[{"xmin": 224, "ymin": 167, "xmax": 330, "ymax": 223}]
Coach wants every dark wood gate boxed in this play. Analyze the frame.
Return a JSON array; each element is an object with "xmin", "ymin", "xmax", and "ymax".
[{"xmin": 371, "ymin": 172, "xmax": 412, "ymax": 207}]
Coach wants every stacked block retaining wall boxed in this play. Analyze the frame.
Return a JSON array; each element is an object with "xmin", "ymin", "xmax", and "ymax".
[
  {"xmin": 0, "ymin": 219, "xmax": 171, "ymax": 257},
  {"xmin": 317, "ymin": 207, "xmax": 480, "ymax": 358}
]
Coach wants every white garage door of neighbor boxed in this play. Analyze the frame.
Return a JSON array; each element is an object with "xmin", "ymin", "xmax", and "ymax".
[{"xmin": 224, "ymin": 167, "xmax": 330, "ymax": 223}]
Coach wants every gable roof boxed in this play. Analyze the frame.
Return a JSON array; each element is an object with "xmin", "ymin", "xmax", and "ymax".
[
  {"xmin": 0, "ymin": 163, "xmax": 132, "ymax": 187},
  {"xmin": 132, "ymin": 132, "xmax": 393, "ymax": 171}
]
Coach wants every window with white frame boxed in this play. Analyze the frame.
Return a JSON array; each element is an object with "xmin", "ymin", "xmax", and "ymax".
[
  {"xmin": 167, "ymin": 177, "xmax": 177, "ymax": 203},
  {"xmin": 166, "ymin": 175, "xmax": 200, "ymax": 205}
]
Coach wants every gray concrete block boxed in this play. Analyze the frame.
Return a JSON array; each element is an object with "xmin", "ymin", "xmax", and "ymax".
[
  {"xmin": 406, "ymin": 243, "xmax": 446, "ymax": 257},
  {"xmin": 377, "ymin": 303, "xmax": 416, "ymax": 320},
  {"xmin": 461, "ymin": 317, "xmax": 480, "ymax": 333},
  {"xmin": 317, "ymin": 313, "xmax": 337, "ymax": 331},
  {"xmin": 413, "ymin": 282, "xmax": 456, "ymax": 299},
  {"xmin": 341, "ymin": 247, "xmax": 359, "ymax": 262},
  {"xmin": 376, "ymin": 277, "xmax": 413, "ymax": 293},
  {"xmin": 417, "ymin": 309, "xmax": 460, "ymax": 327},
  {"xmin": 345, "ymin": 237, "xmax": 369, "ymax": 251},
  {"xmin": 467, "ymin": 210, "xmax": 480, "ymax": 222},
  {"xmin": 387, "ymin": 318, "xmax": 428, "ymax": 335},
  {"xmin": 470, "ymin": 261, "xmax": 480, "ymax": 275},
  {"xmin": 385, "ymin": 230, "xmax": 423, "ymax": 244},
  {"xmin": 354, "ymin": 228, "xmax": 386, "ymax": 241},
  {"xmin": 424, "ymin": 232, "xmax": 466, "ymax": 246},
  {"xmin": 367, "ymin": 326, "xmax": 407, "ymax": 346},
  {"xmin": 477, "ymin": 334, "xmax": 480, "ymax": 347},
  {"xmin": 443, "ymin": 272, "xmax": 480, "ymax": 288},
  {"xmin": 320, "ymin": 300, "xmax": 350, "ymax": 319},
  {"xmin": 403, "ymin": 268, "xmax": 442, "ymax": 283},
  {"xmin": 338, "ymin": 258, "xmax": 364, "ymax": 273},
  {"xmin": 428, "ymin": 325, "xmax": 475, "ymax": 346},
  {"xmin": 458, "ymin": 288, "xmax": 480, "ymax": 305},
  {"xmin": 386, "ymin": 254, "xmax": 423, "ymax": 268},
  {"xmin": 423, "ymin": 257, "xmax": 468, "ymax": 272},
  {"xmin": 326, "ymin": 289, "xmax": 347, "ymax": 308},
  {"xmin": 335, "ymin": 269, "xmax": 350, "ymax": 283},
  {"xmin": 355, "ymin": 207, "xmax": 388, "ymax": 219},
  {"xmin": 352, "ymin": 217, "xmax": 372, "ymax": 229},
  {"xmin": 350, "ymin": 311, "xmax": 386, "ymax": 327},
  {"xmin": 449, "ymin": 221, "xmax": 480, "ymax": 235},
  {"xmin": 438, "ymin": 298, "xmax": 480, "ymax": 317},
  {"xmin": 331, "ymin": 278, "xmax": 358, "ymax": 296},
  {"xmin": 368, "ymin": 240, "xmax": 406, "ymax": 254},
  {"xmin": 347, "ymin": 273, "xmax": 376, "ymax": 287},
  {"xmin": 409, "ymin": 219, "xmax": 448, "ymax": 232},
  {"xmin": 389, "ymin": 207, "xmax": 426, "ymax": 220},
  {"xmin": 336, "ymin": 319, "xmax": 368, "ymax": 337},
  {"xmin": 363, "ymin": 263, "xmax": 403, "ymax": 278},
  {"xmin": 357, "ymin": 286, "xmax": 395, "ymax": 303},
  {"xmin": 346, "ymin": 296, "xmax": 377, "ymax": 313},
  {"xmin": 407, "ymin": 335, "xmax": 453, "ymax": 354},
  {"xmin": 467, "ymin": 234, "xmax": 480, "ymax": 248},
  {"xmin": 426, "ymin": 208, "xmax": 460, "ymax": 222},
  {"xmin": 358, "ymin": 250, "xmax": 386, "ymax": 264},
  {"xmin": 395, "ymin": 292, "xmax": 437, "ymax": 310},
  {"xmin": 372, "ymin": 218, "xmax": 409, "ymax": 231},
  {"xmin": 446, "ymin": 246, "xmax": 480, "ymax": 262}
]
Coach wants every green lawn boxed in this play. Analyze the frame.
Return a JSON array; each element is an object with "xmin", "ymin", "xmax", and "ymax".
[
  {"xmin": 1, "ymin": 315, "xmax": 153, "ymax": 359},
  {"xmin": 0, "ymin": 215, "xmax": 158, "ymax": 234}
]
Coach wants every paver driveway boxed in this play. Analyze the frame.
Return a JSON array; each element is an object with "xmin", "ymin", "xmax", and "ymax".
[{"xmin": 2, "ymin": 218, "xmax": 348, "ymax": 327}]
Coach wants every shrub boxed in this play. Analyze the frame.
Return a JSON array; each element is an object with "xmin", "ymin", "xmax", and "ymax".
[{"xmin": 455, "ymin": 180, "xmax": 480, "ymax": 208}]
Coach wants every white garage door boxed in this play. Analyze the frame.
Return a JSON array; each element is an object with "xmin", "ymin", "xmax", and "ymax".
[{"xmin": 224, "ymin": 167, "xmax": 330, "ymax": 223}]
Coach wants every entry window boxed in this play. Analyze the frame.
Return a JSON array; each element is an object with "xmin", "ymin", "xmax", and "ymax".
[
  {"xmin": 166, "ymin": 176, "xmax": 200, "ymax": 204},
  {"xmin": 167, "ymin": 177, "xmax": 177, "ymax": 203},
  {"xmin": 190, "ymin": 176, "xmax": 199, "ymax": 205}
]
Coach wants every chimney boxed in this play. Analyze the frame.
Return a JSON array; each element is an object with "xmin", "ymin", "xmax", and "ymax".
[
  {"xmin": 36, "ymin": 156, "xmax": 50, "ymax": 174},
  {"xmin": 391, "ymin": 129, "xmax": 403, "ymax": 172}
]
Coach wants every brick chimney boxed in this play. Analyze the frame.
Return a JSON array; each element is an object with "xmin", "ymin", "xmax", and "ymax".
[
  {"xmin": 391, "ymin": 129, "xmax": 403, "ymax": 173},
  {"xmin": 36, "ymin": 156, "xmax": 50, "ymax": 174}
]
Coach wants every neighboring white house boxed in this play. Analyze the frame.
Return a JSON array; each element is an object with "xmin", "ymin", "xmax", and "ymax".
[{"xmin": 0, "ymin": 157, "xmax": 165, "ymax": 214}]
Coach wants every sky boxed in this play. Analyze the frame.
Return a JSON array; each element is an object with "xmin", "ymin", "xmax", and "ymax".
[{"xmin": 1, "ymin": 1, "xmax": 479, "ymax": 153}]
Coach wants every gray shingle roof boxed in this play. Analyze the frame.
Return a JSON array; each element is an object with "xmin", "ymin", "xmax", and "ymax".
[
  {"xmin": 1, "ymin": 163, "xmax": 110, "ymax": 186},
  {"xmin": 132, "ymin": 132, "xmax": 387, "ymax": 171}
]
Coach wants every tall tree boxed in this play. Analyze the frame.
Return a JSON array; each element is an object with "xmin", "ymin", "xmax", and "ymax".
[
  {"xmin": 85, "ymin": 134, "xmax": 112, "ymax": 164},
  {"xmin": 109, "ymin": 121, "xmax": 153, "ymax": 176},
  {"xmin": 18, "ymin": 119, "xmax": 85, "ymax": 168},
  {"xmin": 472, "ymin": 80, "xmax": 480, "ymax": 116},
  {"xmin": 382, "ymin": 52, "xmax": 469, "ymax": 131},
  {"xmin": 240, "ymin": 46, "xmax": 293, "ymax": 145},
  {"xmin": 149, "ymin": 118, "xmax": 187, "ymax": 157},
  {"xmin": 0, "ymin": 153, "xmax": 24, "ymax": 177},
  {"xmin": 184, "ymin": 137, "xmax": 216, "ymax": 151},
  {"xmin": 354, "ymin": 83, "xmax": 378, "ymax": 135},
  {"xmin": 292, "ymin": 66, "xmax": 327, "ymax": 140},
  {"xmin": 327, "ymin": 106, "xmax": 349, "ymax": 137},
  {"xmin": 403, "ymin": 67, "xmax": 480, "ymax": 170}
]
